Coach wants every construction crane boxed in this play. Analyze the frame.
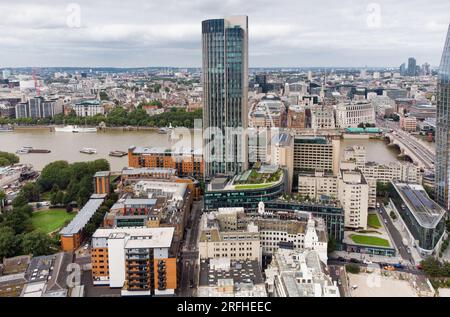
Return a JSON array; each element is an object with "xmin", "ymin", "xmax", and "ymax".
[{"xmin": 32, "ymin": 68, "xmax": 40, "ymax": 97}]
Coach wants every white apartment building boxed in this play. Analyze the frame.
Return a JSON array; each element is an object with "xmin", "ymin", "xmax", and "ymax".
[
  {"xmin": 298, "ymin": 170, "xmax": 338, "ymax": 200},
  {"xmin": 363, "ymin": 161, "xmax": 422, "ymax": 184},
  {"xmin": 336, "ymin": 100, "xmax": 375, "ymax": 128},
  {"xmin": 338, "ymin": 169, "xmax": 369, "ymax": 229},
  {"xmin": 298, "ymin": 164, "xmax": 373, "ymax": 228},
  {"xmin": 265, "ymin": 249, "xmax": 340, "ymax": 297}
]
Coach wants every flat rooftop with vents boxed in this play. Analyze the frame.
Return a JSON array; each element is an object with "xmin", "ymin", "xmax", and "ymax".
[{"xmin": 393, "ymin": 183, "xmax": 446, "ymax": 228}]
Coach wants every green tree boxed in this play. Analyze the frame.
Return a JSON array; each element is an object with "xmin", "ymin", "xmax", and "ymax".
[
  {"xmin": 0, "ymin": 151, "xmax": 19, "ymax": 166},
  {"xmin": 15, "ymin": 204, "xmax": 33, "ymax": 217},
  {"xmin": 38, "ymin": 160, "xmax": 71, "ymax": 191},
  {"xmin": 0, "ymin": 227, "xmax": 20, "ymax": 260},
  {"xmin": 420, "ymin": 257, "xmax": 448, "ymax": 277},
  {"xmin": 99, "ymin": 91, "xmax": 109, "ymax": 101},
  {"xmin": 20, "ymin": 182, "xmax": 41, "ymax": 202},
  {"xmin": 12, "ymin": 194, "xmax": 28, "ymax": 208},
  {"xmin": 21, "ymin": 231, "xmax": 54, "ymax": 256},
  {"xmin": 2, "ymin": 209, "xmax": 32, "ymax": 234},
  {"xmin": 84, "ymin": 223, "xmax": 97, "ymax": 237},
  {"xmin": 0, "ymin": 190, "xmax": 5, "ymax": 208},
  {"xmin": 328, "ymin": 237, "xmax": 337, "ymax": 253},
  {"xmin": 0, "ymin": 157, "xmax": 10, "ymax": 166},
  {"xmin": 345, "ymin": 264, "xmax": 360, "ymax": 274}
]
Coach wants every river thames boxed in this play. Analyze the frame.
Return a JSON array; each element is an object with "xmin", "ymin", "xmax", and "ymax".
[{"xmin": 0, "ymin": 130, "xmax": 400, "ymax": 171}]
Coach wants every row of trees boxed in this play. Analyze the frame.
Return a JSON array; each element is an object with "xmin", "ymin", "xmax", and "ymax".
[
  {"xmin": 37, "ymin": 159, "xmax": 110, "ymax": 207},
  {"xmin": 0, "ymin": 106, "xmax": 202, "ymax": 129},
  {"xmin": 0, "ymin": 151, "xmax": 19, "ymax": 167},
  {"xmin": 421, "ymin": 257, "xmax": 450, "ymax": 278},
  {"xmin": 10, "ymin": 159, "xmax": 110, "ymax": 209}
]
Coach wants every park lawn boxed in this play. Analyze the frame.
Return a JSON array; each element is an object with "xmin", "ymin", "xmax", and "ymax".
[
  {"xmin": 368, "ymin": 214, "xmax": 382, "ymax": 229},
  {"xmin": 350, "ymin": 234, "xmax": 390, "ymax": 247},
  {"xmin": 235, "ymin": 182, "xmax": 276, "ymax": 190},
  {"xmin": 40, "ymin": 191, "xmax": 52, "ymax": 201},
  {"xmin": 31, "ymin": 209, "xmax": 76, "ymax": 234}
]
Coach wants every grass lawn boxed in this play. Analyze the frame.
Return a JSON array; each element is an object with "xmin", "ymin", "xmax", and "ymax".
[
  {"xmin": 40, "ymin": 191, "xmax": 52, "ymax": 201},
  {"xmin": 31, "ymin": 209, "xmax": 76, "ymax": 234},
  {"xmin": 350, "ymin": 234, "xmax": 390, "ymax": 247},
  {"xmin": 235, "ymin": 182, "xmax": 276, "ymax": 190},
  {"xmin": 368, "ymin": 214, "xmax": 382, "ymax": 229}
]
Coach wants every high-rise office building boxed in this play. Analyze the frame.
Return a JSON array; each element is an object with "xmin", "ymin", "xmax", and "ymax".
[
  {"xmin": 202, "ymin": 16, "xmax": 249, "ymax": 177},
  {"xmin": 408, "ymin": 57, "xmax": 417, "ymax": 76},
  {"xmin": 399, "ymin": 63, "xmax": 406, "ymax": 76},
  {"xmin": 435, "ymin": 25, "xmax": 450, "ymax": 210}
]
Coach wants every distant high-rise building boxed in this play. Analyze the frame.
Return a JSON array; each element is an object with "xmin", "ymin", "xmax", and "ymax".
[
  {"xmin": 408, "ymin": 57, "xmax": 417, "ymax": 76},
  {"xmin": 2, "ymin": 69, "xmax": 11, "ymax": 80},
  {"xmin": 422, "ymin": 62, "xmax": 431, "ymax": 76},
  {"xmin": 435, "ymin": 25, "xmax": 450, "ymax": 210},
  {"xmin": 15, "ymin": 97, "xmax": 62, "ymax": 119},
  {"xmin": 399, "ymin": 63, "xmax": 406, "ymax": 76},
  {"xmin": 202, "ymin": 16, "xmax": 249, "ymax": 177}
]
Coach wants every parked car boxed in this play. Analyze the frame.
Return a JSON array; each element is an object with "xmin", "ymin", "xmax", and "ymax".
[
  {"xmin": 337, "ymin": 278, "xmax": 342, "ymax": 286},
  {"xmin": 337, "ymin": 257, "xmax": 346, "ymax": 262},
  {"xmin": 394, "ymin": 263, "xmax": 404, "ymax": 269},
  {"xmin": 363, "ymin": 259, "xmax": 373, "ymax": 265},
  {"xmin": 384, "ymin": 265, "xmax": 396, "ymax": 271},
  {"xmin": 349, "ymin": 258, "xmax": 360, "ymax": 264}
]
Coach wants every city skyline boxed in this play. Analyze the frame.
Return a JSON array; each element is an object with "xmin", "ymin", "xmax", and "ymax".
[{"xmin": 1, "ymin": 0, "xmax": 450, "ymax": 68}]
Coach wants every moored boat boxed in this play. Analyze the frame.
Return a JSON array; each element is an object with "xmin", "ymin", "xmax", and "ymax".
[
  {"xmin": 16, "ymin": 146, "xmax": 50, "ymax": 154},
  {"xmin": 80, "ymin": 147, "xmax": 97, "ymax": 154},
  {"xmin": 109, "ymin": 150, "xmax": 127, "ymax": 157}
]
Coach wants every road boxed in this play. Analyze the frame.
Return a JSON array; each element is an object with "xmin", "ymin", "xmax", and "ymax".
[
  {"xmin": 379, "ymin": 203, "xmax": 415, "ymax": 264},
  {"xmin": 178, "ymin": 200, "xmax": 202, "ymax": 297},
  {"xmin": 328, "ymin": 264, "xmax": 347, "ymax": 296}
]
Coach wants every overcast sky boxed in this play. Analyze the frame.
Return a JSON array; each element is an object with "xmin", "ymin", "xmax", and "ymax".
[{"xmin": 1, "ymin": 0, "xmax": 449, "ymax": 68}]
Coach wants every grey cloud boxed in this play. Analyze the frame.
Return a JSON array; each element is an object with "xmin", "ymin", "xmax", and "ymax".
[{"xmin": 0, "ymin": 0, "xmax": 449, "ymax": 67}]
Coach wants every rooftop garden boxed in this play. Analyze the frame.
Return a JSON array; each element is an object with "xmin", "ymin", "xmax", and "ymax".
[
  {"xmin": 350, "ymin": 234, "xmax": 390, "ymax": 247},
  {"xmin": 278, "ymin": 193, "xmax": 340, "ymax": 206},
  {"xmin": 233, "ymin": 166, "xmax": 283, "ymax": 188}
]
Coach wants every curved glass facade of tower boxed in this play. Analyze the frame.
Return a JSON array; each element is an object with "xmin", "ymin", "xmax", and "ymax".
[
  {"xmin": 202, "ymin": 16, "xmax": 248, "ymax": 178},
  {"xmin": 435, "ymin": 25, "xmax": 450, "ymax": 210}
]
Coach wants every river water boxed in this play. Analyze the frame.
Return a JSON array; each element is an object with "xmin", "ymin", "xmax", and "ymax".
[{"xmin": 0, "ymin": 130, "xmax": 400, "ymax": 171}]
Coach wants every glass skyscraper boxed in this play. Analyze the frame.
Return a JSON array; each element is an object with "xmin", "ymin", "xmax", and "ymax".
[
  {"xmin": 202, "ymin": 16, "xmax": 249, "ymax": 178},
  {"xmin": 435, "ymin": 25, "xmax": 450, "ymax": 210},
  {"xmin": 407, "ymin": 57, "xmax": 417, "ymax": 76}
]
